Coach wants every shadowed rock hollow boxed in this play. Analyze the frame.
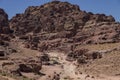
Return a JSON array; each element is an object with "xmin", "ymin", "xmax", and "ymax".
[
  {"xmin": 0, "ymin": 8, "xmax": 11, "ymax": 34},
  {"xmin": 0, "ymin": 8, "xmax": 12, "ymax": 46}
]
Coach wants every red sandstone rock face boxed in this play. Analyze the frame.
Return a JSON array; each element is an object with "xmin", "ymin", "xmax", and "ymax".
[
  {"xmin": 0, "ymin": 8, "xmax": 15, "ymax": 58},
  {"xmin": 0, "ymin": 8, "xmax": 11, "ymax": 34},
  {"xmin": 9, "ymin": 1, "xmax": 120, "ymax": 51},
  {"xmin": 0, "ymin": 8, "xmax": 13, "ymax": 43},
  {"xmin": 10, "ymin": 1, "xmax": 115, "ymax": 35}
]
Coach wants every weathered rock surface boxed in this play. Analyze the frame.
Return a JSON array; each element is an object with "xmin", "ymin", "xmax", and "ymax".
[
  {"xmin": 0, "ymin": 8, "xmax": 12, "ymax": 41},
  {"xmin": 2, "ymin": 57, "xmax": 42, "ymax": 76},
  {"xmin": 1, "ymin": 1, "xmax": 120, "ymax": 80},
  {"xmin": 0, "ymin": 8, "xmax": 16, "ymax": 60},
  {"xmin": 66, "ymin": 48, "xmax": 103, "ymax": 64},
  {"xmin": 0, "ymin": 8, "xmax": 10, "ymax": 34},
  {"xmin": 9, "ymin": 1, "xmax": 120, "ymax": 53}
]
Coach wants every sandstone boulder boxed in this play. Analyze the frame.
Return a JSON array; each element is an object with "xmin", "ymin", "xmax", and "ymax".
[{"xmin": 19, "ymin": 63, "xmax": 42, "ymax": 73}]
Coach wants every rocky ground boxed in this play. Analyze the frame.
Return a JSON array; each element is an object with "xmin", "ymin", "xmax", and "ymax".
[
  {"xmin": 0, "ymin": 1, "xmax": 120, "ymax": 80},
  {"xmin": 0, "ymin": 40, "xmax": 120, "ymax": 80}
]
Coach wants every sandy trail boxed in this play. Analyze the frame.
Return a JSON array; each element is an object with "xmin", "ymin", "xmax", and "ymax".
[
  {"xmin": 47, "ymin": 51, "xmax": 120, "ymax": 80},
  {"xmin": 3, "ymin": 41, "xmax": 120, "ymax": 80}
]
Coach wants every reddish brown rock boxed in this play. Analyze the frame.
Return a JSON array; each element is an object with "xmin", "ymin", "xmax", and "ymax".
[
  {"xmin": 9, "ymin": 1, "xmax": 120, "ymax": 52},
  {"xmin": 0, "ymin": 8, "xmax": 11, "ymax": 34}
]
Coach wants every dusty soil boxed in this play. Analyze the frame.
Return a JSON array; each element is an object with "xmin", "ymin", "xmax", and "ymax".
[{"xmin": 0, "ymin": 42, "xmax": 120, "ymax": 80}]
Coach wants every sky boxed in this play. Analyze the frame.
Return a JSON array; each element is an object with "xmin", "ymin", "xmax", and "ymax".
[{"xmin": 0, "ymin": 0, "xmax": 120, "ymax": 22}]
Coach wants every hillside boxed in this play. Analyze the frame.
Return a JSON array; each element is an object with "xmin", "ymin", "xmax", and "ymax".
[
  {"xmin": 0, "ymin": 1, "xmax": 120, "ymax": 80},
  {"xmin": 10, "ymin": 1, "xmax": 120, "ymax": 52}
]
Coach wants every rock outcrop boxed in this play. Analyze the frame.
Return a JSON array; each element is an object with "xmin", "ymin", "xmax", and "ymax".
[
  {"xmin": 0, "ymin": 8, "xmax": 11, "ymax": 34},
  {"xmin": 9, "ymin": 1, "xmax": 120, "ymax": 52},
  {"xmin": 0, "ymin": 8, "xmax": 14, "ymax": 42},
  {"xmin": 66, "ymin": 48, "xmax": 102, "ymax": 64},
  {"xmin": 0, "ymin": 8, "xmax": 15, "ymax": 59},
  {"xmin": 2, "ymin": 57, "xmax": 42, "ymax": 76}
]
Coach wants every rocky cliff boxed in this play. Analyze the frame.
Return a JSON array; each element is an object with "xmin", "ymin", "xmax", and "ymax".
[
  {"xmin": 0, "ymin": 8, "xmax": 11, "ymax": 34},
  {"xmin": 9, "ymin": 1, "xmax": 120, "ymax": 51},
  {"xmin": 0, "ymin": 8, "xmax": 15, "ymax": 59}
]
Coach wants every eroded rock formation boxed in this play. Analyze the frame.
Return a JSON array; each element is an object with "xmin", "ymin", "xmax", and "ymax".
[{"xmin": 9, "ymin": 1, "xmax": 120, "ymax": 52}]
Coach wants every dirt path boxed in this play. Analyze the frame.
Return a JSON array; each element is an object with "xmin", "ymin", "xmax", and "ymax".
[
  {"xmin": 47, "ymin": 51, "xmax": 90, "ymax": 80},
  {"xmin": 47, "ymin": 51, "xmax": 120, "ymax": 80},
  {"xmin": 5, "ymin": 40, "xmax": 120, "ymax": 80}
]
